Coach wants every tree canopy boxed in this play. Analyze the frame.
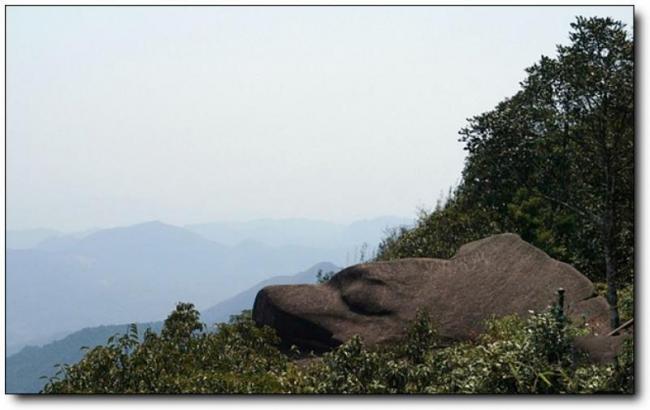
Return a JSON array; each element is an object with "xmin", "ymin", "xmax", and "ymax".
[{"xmin": 378, "ymin": 16, "xmax": 634, "ymax": 327}]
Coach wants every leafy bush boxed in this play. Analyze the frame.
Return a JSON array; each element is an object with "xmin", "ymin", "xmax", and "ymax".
[
  {"xmin": 617, "ymin": 285, "xmax": 634, "ymax": 323},
  {"xmin": 42, "ymin": 305, "xmax": 289, "ymax": 394},
  {"xmin": 316, "ymin": 269, "xmax": 336, "ymax": 284},
  {"xmin": 43, "ymin": 302, "xmax": 633, "ymax": 394},
  {"xmin": 594, "ymin": 283, "xmax": 634, "ymax": 323}
]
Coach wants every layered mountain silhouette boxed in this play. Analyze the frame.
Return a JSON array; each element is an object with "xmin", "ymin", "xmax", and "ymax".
[
  {"xmin": 7, "ymin": 217, "xmax": 408, "ymax": 354},
  {"xmin": 6, "ymin": 228, "xmax": 60, "ymax": 249},
  {"xmin": 201, "ymin": 261, "xmax": 338, "ymax": 325},
  {"xmin": 185, "ymin": 216, "xmax": 411, "ymax": 250}
]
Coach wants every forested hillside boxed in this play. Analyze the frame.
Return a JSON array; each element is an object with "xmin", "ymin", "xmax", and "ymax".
[
  {"xmin": 377, "ymin": 16, "xmax": 633, "ymax": 329},
  {"xmin": 39, "ymin": 17, "xmax": 634, "ymax": 395}
]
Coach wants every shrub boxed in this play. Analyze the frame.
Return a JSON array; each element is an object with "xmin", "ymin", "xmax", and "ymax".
[{"xmin": 42, "ymin": 302, "xmax": 633, "ymax": 394}]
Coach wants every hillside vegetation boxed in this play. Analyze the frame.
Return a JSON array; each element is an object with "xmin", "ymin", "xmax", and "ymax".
[
  {"xmin": 40, "ymin": 17, "xmax": 634, "ymax": 394},
  {"xmin": 377, "ymin": 16, "xmax": 633, "ymax": 329},
  {"xmin": 42, "ymin": 303, "xmax": 632, "ymax": 394}
]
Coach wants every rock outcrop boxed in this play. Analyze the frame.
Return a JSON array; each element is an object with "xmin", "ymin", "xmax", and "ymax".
[{"xmin": 253, "ymin": 233, "xmax": 621, "ymax": 361}]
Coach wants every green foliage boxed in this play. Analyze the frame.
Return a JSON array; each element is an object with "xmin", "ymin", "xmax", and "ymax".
[
  {"xmin": 401, "ymin": 310, "xmax": 439, "ymax": 364},
  {"xmin": 594, "ymin": 282, "xmax": 634, "ymax": 323},
  {"xmin": 294, "ymin": 309, "xmax": 632, "ymax": 394},
  {"xmin": 316, "ymin": 269, "xmax": 336, "ymax": 284},
  {"xmin": 40, "ymin": 16, "xmax": 634, "ymax": 396},
  {"xmin": 377, "ymin": 195, "xmax": 501, "ymax": 261},
  {"xmin": 617, "ymin": 284, "xmax": 634, "ymax": 323},
  {"xmin": 43, "ymin": 302, "xmax": 633, "ymax": 394},
  {"xmin": 506, "ymin": 188, "xmax": 576, "ymax": 261},
  {"xmin": 7, "ymin": 320, "xmax": 164, "ymax": 393},
  {"xmin": 160, "ymin": 302, "xmax": 203, "ymax": 351},
  {"xmin": 42, "ymin": 303, "xmax": 289, "ymax": 394},
  {"xmin": 612, "ymin": 338, "xmax": 634, "ymax": 393},
  {"xmin": 376, "ymin": 16, "xmax": 633, "ymax": 327}
]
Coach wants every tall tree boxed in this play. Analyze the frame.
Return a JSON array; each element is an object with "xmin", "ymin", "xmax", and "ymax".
[
  {"xmin": 552, "ymin": 17, "xmax": 634, "ymax": 328},
  {"xmin": 380, "ymin": 17, "xmax": 633, "ymax": 329},
  {"xmin": 460, "ymin": 17, "xmax": 633, "ymax": 328}
]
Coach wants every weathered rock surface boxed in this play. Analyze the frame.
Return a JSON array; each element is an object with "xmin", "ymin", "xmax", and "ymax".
[
  {"xmin": 574, "ymin": 334, "xmax": 629, "ymax": 363},
  {"xmin": 253, "ymin": 233, "xmax": 620, "ymax": 360}
]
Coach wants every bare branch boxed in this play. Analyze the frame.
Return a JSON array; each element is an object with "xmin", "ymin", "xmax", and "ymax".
[{"xmin": 537, "ymin": 192, "xmax": 602, "ymax": 224}]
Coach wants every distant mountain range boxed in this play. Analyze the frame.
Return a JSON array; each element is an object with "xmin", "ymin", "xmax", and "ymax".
[
  {"xmin": 6, "ymin": 217, "xmax": 411, "ymax": 354},
  {"xmin": 201, "ymin": 261, "xmax": 338, "ymax": 325},
  {"xmin": 6, "ymin": 228, "xmax": 61, "ymax": 249},
  {"xmin": 185, "ymin": 217, "xmax": 410, "ymax": 251},
  {"xmin": 6, "ymin": 227, "xmax": 98, "ymax": 250},
  {"xmin": 6, "ymin": 262, "xmax": 337, "ymax": 394}
]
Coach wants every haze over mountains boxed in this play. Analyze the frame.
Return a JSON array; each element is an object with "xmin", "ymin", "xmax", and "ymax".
[
  {"xmin": 6, "ymin": 261, "xmax": 337, "ymax": 394},
  {"xmin": 200, "ymin": 261, "xmax": 339, "ymax": 326},
  {"xmin": 5, "ymin": 228, "xmax": 62, "ymax": 249},
  {"xmin": 6, "ymin": 216, "xmax": 411, "ymax": 355}
]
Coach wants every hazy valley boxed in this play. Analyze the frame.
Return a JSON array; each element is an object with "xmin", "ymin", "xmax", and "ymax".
[{"xmin": 5, "ymin": 216, "xmax": 409, "ymax": 392}]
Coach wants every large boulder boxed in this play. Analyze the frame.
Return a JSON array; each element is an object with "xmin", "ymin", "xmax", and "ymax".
[{"xmin": 253, "ymin": 233, "xmax": 618, "ymax": 359}]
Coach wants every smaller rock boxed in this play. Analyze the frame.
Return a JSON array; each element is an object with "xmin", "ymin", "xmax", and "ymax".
[{"xmin": 574, "ymin": 334, "xmax": 631, "ymax": 363}]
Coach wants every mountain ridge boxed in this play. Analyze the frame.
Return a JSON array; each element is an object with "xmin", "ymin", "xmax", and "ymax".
[{"xmin": 7, "ymin": 220, "xmax": 362, "ymax": 353}]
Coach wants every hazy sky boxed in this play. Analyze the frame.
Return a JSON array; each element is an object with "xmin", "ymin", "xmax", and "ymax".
[{"xmin": 6, "ymin": 6, "xmax": 633, "ymax": 231}]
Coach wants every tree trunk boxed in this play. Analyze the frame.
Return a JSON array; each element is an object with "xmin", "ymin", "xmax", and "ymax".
[
  {"xmin": 603, "ymin": 235, "xmax": 620, "ymax": 330},
  {"xmin": 602, "ymin": 140, "xmax": 620, "ymax": 330}
]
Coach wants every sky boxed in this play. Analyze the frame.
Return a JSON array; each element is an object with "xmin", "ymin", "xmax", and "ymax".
[{"xmin": 6, "ymin": 6, "xmax": 633, "ymax": 232}]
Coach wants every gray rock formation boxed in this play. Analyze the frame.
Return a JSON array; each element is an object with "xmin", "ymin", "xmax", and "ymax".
[{"xmin": 253, "ymin": 233, "xmax": 623, "ymax": 361}]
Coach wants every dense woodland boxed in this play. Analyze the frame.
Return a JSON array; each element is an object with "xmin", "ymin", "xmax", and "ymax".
[{"xmin": 42, "ymin": 17, "xmax": 634, "ymax": 394}]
